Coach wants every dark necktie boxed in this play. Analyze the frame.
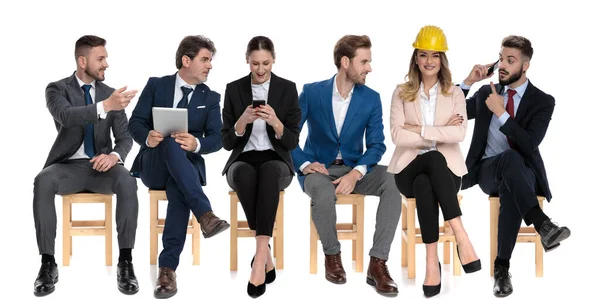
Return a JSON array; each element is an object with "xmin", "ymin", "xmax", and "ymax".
[
  {"xmin": 506, "ymin": 89, "xmax": 516, "ymax": 148},
  {"xmin": 178, "ymin": 86, "xmax": 193, "ymax": 108},
  {"xmin": 81, "ymin": 84, "xmax": 96, "ymax": 158}
]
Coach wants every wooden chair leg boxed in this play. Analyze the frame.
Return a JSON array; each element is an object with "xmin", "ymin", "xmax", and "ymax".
[
  {"xmin": 105, "ymin": 196, "xmax": 113, "ymax": 266},
  {"xmin": 309, "ymin": 209, "xmax": 318, "ymax": 274},
  {"xmin": 63, "ymin": 199, "xmax": 71, "ymax": 266},
  {"xmin": 192, "ymin": 218, "xmax": 200, "ymax": 265},
  {"xmin": 352, "ymin": 204, "xmax": 357, "ymax": 261},
  {"xmin": 490, "ymin": 198, "xmax": 499, "ymax": 277},
  {"xmin": 275, "ymin": 194, "xmax": 284, "ymax": 269},
  {"xmin": 407, "ymin": 200, "xmax": 416, "ymax": 279},
  {"xmin": 401, "ymin": 202, "xmax": 407, "ymax": 267},
  {"xmin": 453, "ymin": 239, "xmax": 461, "ymax": 276},
  {"xmin": 150, "ymin": 193, "xmax": 159, "ymax": 265},
  {"xmin": 355, "ymin": 198, "xmax": 364, "ymax": 273},
  {"xmin": 230, "ymin": 194, "xmax": 238, "ymax": 271}
]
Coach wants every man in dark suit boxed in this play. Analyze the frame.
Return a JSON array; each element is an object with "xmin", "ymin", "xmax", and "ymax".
[
  {"xmin": 291, "ymin": 35, "xmax": 401, "ymax": 295},
  {"xmin": 128, "ymin": 35, "xmax": 228, "ymax": 299},
  {"xmin": 460, "ymin": 35, "xmax": 570, "ymax": 297},
  {"xmin": 33, "ymin": 35, "xmax": 140, "ymax": 296}
]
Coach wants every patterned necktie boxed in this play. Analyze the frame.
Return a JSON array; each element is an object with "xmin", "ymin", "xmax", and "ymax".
[
  {"xmin": 506, "ymin": 89, "xmax": 516, "ymax": 148},
  {"xmin": 178, "ymin": 86, "xmax": 193, "ymax": 108},
  {"xmin": 81, "ymin": 84, "xmax": 96, "ymax": 158}
]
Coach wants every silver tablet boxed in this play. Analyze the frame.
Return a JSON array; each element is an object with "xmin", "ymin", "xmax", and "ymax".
[{"xmin": 152, "ymin": 107, "xmax": 188, "ymax": 136}]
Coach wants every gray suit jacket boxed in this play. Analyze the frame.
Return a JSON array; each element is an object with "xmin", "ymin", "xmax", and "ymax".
[{"xmin": 43, "ymin": 72, "xmax": 132, "ymax": 168}]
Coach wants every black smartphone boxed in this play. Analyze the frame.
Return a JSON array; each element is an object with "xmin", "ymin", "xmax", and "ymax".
[
  {"xmin": 487, "ymin": 60, "xmax": 499, "ymax": 76},
  {"xmin": 252, "ymin": 100, "xmax": 266, "ymax": 108}
]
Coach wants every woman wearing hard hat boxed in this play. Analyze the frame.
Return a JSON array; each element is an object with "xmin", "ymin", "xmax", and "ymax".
[{"xmin": 387, "ymin": 25, "xmax": 481, "ymax": 297}]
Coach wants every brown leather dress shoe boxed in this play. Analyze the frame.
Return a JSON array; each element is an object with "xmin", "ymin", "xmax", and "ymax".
[
  {"xmin": 366, "ymin": 256, "xmax": 399, "ymax": 295},
  {"xmin": 324, "ymin": 252, "xmax": 346, "ymax": 284},
  {"xmin": 197, "ymin": 211, "xmax": 230, "ymax": 238},
  {"xmin": 154, "ymin": 267, "xmax": 177, "ymax": 299}
]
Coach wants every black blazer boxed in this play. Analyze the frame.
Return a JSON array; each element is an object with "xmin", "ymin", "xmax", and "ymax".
[
  {"xmin": 221, "ymin": 73, "xmax": 301, "ymax": 175},
  {"xmin": 461, "ymin": 81, "xmax": 555, "ymax": 201}
]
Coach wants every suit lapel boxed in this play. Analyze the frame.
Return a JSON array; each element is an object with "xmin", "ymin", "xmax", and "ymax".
[
  {"xmin": 433, "ymin": 90, "xmax": 447, "ymax": 126},
  {"xmin": 189, "ymin": 83, "xmax": 208, "ymax": 116},
  {"xmin": 413, "ymin": 93, "xmax": 424, "ymax": 125},
  {"xmin": 67, "ymin": 73, "xmax": 85, "ymax": 107},
  {"xmin": 166, "ymin": 73, "xmax": 177, "ymax": 108},
  {"xmin": 240, "ymin": 74, "xmax": 253, "ymax": 108},
  {"xmin": 95, "ymin": 81, "xmax": 111, "ymax": 104},
  {"xmin": 320, "ymin": 77, "xmax": 338, "ymax": 138},
  {"xmin": 514, "ymin": 82, "xmax": 534, "ymax": 123},
  {"xmin": 339, "ymin": 85, "xmax": 362, "ymax": 138},
  {"xmin": 267, "ymin": 73, "xmax": 283, "ymax": 113}
]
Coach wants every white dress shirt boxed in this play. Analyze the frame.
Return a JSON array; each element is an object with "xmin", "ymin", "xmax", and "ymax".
[
  {"xmin": 418, "ymin": 82, "xmax": 438, "ymax": 155},
  {"xmin": 299, "ymin": 75, "xmax": 367, "ymax": 178},
  {"xmin": 240, "ymin": 79, "xmax": 274, "ymax": 152},
  {"xmin": 69, "ymin": 75, "xmax": 121, "ymax": 161}
]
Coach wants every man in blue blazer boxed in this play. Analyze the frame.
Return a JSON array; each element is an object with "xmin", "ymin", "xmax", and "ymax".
[
  {"xmin": 128, "ymin": 35, "xmax": 229, "ymax": 299},
  {"xmin": 292, "ymin": 35, "xmax": 401, "ymax": 295}
]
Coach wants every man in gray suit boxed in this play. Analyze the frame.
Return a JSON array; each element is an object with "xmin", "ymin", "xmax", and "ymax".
[{"xmin": 33, "ymin": 35, "xmax": 139, "ymax": 297}]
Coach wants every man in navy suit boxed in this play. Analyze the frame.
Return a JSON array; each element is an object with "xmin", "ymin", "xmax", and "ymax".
[
  {"xmin": 291, "ymin": 35, "xmax": 401, "ymax": 295},
  {"xmin": 128, "ymin": 35, "xmax": 229, "ymax": 299},
  {"xmin": 459, "ymin": 35, "xmax": 570, "ymax": 297}
]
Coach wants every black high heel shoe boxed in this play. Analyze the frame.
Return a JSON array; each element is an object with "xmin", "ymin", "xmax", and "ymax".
[
  {"xmin": 456, "ymin": 245, "xmax": 481, "ymax": 273},
  {"xmin": 423, "ymin": 262, "xmax": 441, "ymax": 297},
  {"xmin": 247, "ymin": 281, "xmax": 266, "ymax": 298},
  {"xmin": 250, "ymin": 244, "xmax": 276, "ymax": 284}
]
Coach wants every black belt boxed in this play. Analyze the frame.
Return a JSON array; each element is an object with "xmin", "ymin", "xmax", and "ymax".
[{"xmin": 332, "ymin": 159, "xmax": 344, "ymax": 165}]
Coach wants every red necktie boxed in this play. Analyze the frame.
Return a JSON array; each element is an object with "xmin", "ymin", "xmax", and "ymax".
[{"xmin": 506, "ymin": 89, "xmax": 516, "ymax": 148}]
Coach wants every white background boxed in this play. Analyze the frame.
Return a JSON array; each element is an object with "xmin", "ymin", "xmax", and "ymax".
[{"xmin": 0, "ymin": 0, "xmax": 596, "ymax": 298}]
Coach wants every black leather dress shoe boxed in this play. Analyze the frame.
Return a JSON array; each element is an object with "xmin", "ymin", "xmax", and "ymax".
[
  {"xmin": 117, "ymin": 260, "xmax": 139, "ymax": 295},
  {"xmin": 34, "ymin": 262, "xmax": 58, "ymax": 297},
  {"xmin": 539, "ymin": 219, "xmax": 570, "ymax": 251},
  {"xmin": 493, "ymin": 264, "xmax": 513, "ymax": 297}
]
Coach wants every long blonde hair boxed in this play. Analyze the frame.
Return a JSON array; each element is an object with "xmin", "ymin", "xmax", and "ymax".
[{"xmin": 398, "ymin": 49, "xmax": 453, "ymax": 101}]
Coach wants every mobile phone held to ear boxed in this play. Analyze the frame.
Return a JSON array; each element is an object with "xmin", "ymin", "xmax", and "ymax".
[
  {"xmin": 252, "ymin": 100, "xmax": 266, "ymax": 108},
  {"xmin": 487, "ymin": 60, "xmax": 499, "ymax": 76}
]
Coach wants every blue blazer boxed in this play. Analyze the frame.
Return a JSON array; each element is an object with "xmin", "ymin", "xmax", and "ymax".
[
  {"xmin": 128, "ymin": 73, "xmax": 223, "ymax": 185},
  {"xmin": 291, "ymin": 75, "xmax": 386, "ymax": 190}
]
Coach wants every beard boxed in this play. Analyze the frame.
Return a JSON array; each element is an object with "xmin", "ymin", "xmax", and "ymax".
[
  {"xmin": 347, "ymin": 65, "xmax": 366, "ymax": 85},
  {"xmin": 498, "ymin": 64, "xmax": 523, "ymax": 86},
  {"xmin": 85, "ymin": 66, "xmax": 105, "ymax": 82}
]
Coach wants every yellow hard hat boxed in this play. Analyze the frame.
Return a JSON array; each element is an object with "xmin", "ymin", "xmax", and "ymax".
[{"xmin": 412, "ymin": 25, "xmax": 448, "ymax": 52}]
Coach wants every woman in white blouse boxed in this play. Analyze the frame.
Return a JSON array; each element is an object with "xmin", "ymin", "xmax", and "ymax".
[
  {"xmin": 221, "ymin": 36, "xmax": 301, "ymax": 298},
  {"xmin": 387, "ymin": 25, "xmax": 481, "ymax": 297}
]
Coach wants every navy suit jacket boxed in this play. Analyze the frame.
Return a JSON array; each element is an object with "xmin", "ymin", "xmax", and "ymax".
[
  {"xmin": 128, "ymin": 73, "xmax": 222, "ymax": 185},
  {"xmin": 291, "ymin": 76, "xmax": 386, "ymax": 190},
  {"xmin": 461, "ymin": 81, "xmax": 554, "ymax": 201}
]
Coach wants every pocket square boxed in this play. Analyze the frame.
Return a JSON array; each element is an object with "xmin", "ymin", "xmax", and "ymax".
[{"xmin": 197, "ymin": 105, "xmax": 206, "ymax": 109}]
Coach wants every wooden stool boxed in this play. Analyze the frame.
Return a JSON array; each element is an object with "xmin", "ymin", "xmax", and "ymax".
[
  {"xmin": 62, "ymin": 193, "xmax": 113, "ymax": 266},
  {"xmin": 310, "ymin": 194, "xmax": 365, "ymax": 273},
  {"xmin": 401, "ymin": 195, "xmax": 463, "ymax": 279},
  {"xmin": 149, "ymin": 190, "xmax": 201, "ymax": 265},
  {"xmin": 230, "ymin": 191, "xmax": 285, "ymax": 271},
  {"xmin": 489, "ymin": 196, "xmax": 545, "ymax": 277}
]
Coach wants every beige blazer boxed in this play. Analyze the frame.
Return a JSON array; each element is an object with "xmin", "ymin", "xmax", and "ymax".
[{"xmin": 387, "ymin": 84, "xmax": 468, "ymax": 176}]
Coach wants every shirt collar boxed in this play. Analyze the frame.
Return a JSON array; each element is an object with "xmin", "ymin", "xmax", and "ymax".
[
  {"xmin": 75, "ymin": 74, "xmax": 96, "ymax": 89},
  {"xmin": 504, "ymin": 79, "xmax": 529, "ymax": 97},
  {"xmin": 333, "ymin": 74, "xmax": 354, "ymax": 99},
  {"xmin": 176, "ymin": 72, "xmax": 197, "ymax": 91}
]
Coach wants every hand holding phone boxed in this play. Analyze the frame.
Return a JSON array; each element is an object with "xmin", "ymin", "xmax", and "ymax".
[
  {"xmin": 487, "ymin": 60, "xmax": 499, "ymax": 76},
  {"xmin": 252, "ymin": 100, "xmax": 266, "ymax": 108}
]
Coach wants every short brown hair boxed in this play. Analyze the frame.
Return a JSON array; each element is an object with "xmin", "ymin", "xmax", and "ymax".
[
  {"xmin": 333, "ymin": 35, "xmax": 371, "ymax": 69},
  {"xmin": 75, "ymin": 35, "xmax": 106, "ymax": 60},
  {"xmin": 502, "ymin": 35, "xmax": 533, "ymax": 61},
  {"xmin": 175, "ymin": 35, "xmax": 217, "ymax": 69}
]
